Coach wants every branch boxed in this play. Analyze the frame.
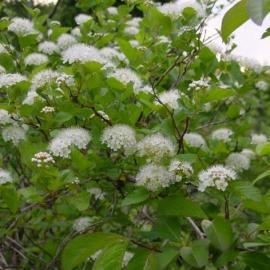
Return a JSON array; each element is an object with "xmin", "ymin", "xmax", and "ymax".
[{"xmin": 186, "ymin": 217, "xmax": 205, "ymax": 239}]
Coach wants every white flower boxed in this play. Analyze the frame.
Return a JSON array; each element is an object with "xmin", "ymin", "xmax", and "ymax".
[
  {"xmin": 188, "ymin": 79, "xmax": 210, "ymax": 91},
  {"xmin": 134, "ymin": 85, "xmax": 153, "ymax": 95},
  {"xmin": 0, "ymin": 109, "xmax": 12, "ymax": 125},
  {"xmin": 129, "ymin": 40, "xmax": 139, "ymax": 47},
  {"xmin": 56, "ymin": 74, "xmax": 75, "ymax": 87},
  {"xmin": 0, "ymin": 65, "xmax": 6, "ymax": 74},
  {"xmin": 109, "ymin": 68, "xmax": 142, "ymax": 90},
  {"xmin": 107, "ymin": 6, "xmax": 118, "ymax": 15},
  {"xmin": 0, "ymin": 73, "xmax": 27, "ymax": 88},
  {"xmin": 0, "ymin": 43, "xmax": 13, "ymax": 54},
  {"xmin": 31, "ymin": 69, "xmax": 60, "ymax": 90},
  {"xmin": 255, "ymin": 80, "xmax": 268, "ymax": 91},
  {"xmin": 198, "ymin": 165, "xmax": 236, "ymax": 192},
  {"xmin": 38, "ymin": 41, "xmax": 59, "ymax": 55},
  {"xmin": 71, "ymin": 27, "xmax": 81, "ymax": 38},
  {"xmin": 251, "ymin": 133, "xmax": 267, "ymax": 145},
  {"xmin": 135, "ymin": 164, "xmax": 173, "ymax": 191},
  {"xmin": 33, "ymin": 0, "xmax": 57, "ymax": 5},
  {"xmin": 48, "ymin": 127, "xmax": 91, "ymax": 158},
  {"xmin": 32, "ymin": 152, "xmax": 55, "ymax": 167},
  {"xmin": 0, "ymin": 169, "xmax": 12, "ymax": 184},
  {"xmin": 101, "ymin": 124, "xmax": 136, "ymax": 155},
  {"xmin": 158, "ymin": 1, "xmax": 204, "ymax": 19},
  {"xmin": 23, "ymin": 89, "xmax": 39, "ymax": 105},
  {"xmin": 100, "ymin": 47, "xmax": 128, "ymax": 63},
  {"xmin": 24, "ymin": 53, "xmax": 48, "ymax": 66},
  {"xmin": 124, "ymin": 26, "xmax": 139, "ymax": 35},
  {"xmin": 75, "ymin": 14, "xmax": 92, "ymax": 25},
  {"xmin": 41, "ymin": 106, "xmax": 55, "ymax": 113},
  {"xmin": 211, "ymin": 128, "xmax": 233, "ymax": 142},
  {"xmin": 241, "ymin": 148, "xmax": 255, "ymax": 160},
  {"xmin": 184, "ymin": 133, "xmax": 206, "ymax": 149},
  {"xmin": 137, "ymin": 133, "xmax": 175, "ymax": 161},
  {"xmin": 2, "ymin": 125, "xmax": 26, "ymax": 145},
  {"xmin": 225, "ymin": 153, "xmax": 250, "ymax": 172},
  {"xmin": 73, "ymin": 217, "xmax": 94, "ymax": 232},
  {"xmin": 57, "ymin": 33, "xmax": 78, "ymax": 51},
  {"xmin": 8, "ymin": 17, "xmax": 37, "ymax": 36},
  {"xmin": 88, "ymin": 187, "xmax": 105, "ymax": 200},
  {"xmin": 156, "ymin": 89, "xmax": 180, "ymax": 110},
  {"xmin": 169, "ymin": 160, "xmax": 193, "ymax": 182},
  {"xmin": 62, "ymin": 44, "xmax": 105, "ymax": 64},
  {"xmin": 126, "ymin": 17, "xmax": 142, "ymax": 27}
]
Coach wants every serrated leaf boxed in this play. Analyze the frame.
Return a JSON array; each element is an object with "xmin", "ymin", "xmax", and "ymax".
[{"xmin": 232, "ymin": 181, "xmax": 262, "ymax": 202}]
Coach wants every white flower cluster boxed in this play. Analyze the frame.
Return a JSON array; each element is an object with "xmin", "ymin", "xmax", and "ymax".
[
  {"xmin": 31, "ymin": 69, "xmax": 60, "ymax": 90},
  {"xmin": 135, "ymin": 164, "xmax": 173, "ymax": 191},
  {"xmin": 124, "ymin": 17, "xmax": 141, "ymax": 36},
  {"xmin": 137, "ymin": 133, "xmax": 175, "ymax": 161},
  {"xmin": 169, "ymin": 160, "xmax": 193, "ymax": 182},
  {"xmin": 225, "ymin": 152, "xmax": 250, "ymax": 172},
  {"xmin": 255, "ymin": 80, "xmax": 268, "ymax": 91},
  {"xmin": 100, "ymin": 47, "xmax": 128, "ymax": 63},
  {"xmin": 211, "ymin": 128, "xmax": 233, "ymax": 142},
  {"xmin": 75, "ymin": 14, "xmax": 92, "ymax": 25},
  {"xmin": 251, "ymin": 133, "xmax": 267, "ymax": 145},
  {"xmin": 8, "ymin": 17, "xmax": 37, "ymax": 36},
  {"xmin": 24, "ymin": 53, "xmax": 48, "ymax": 66},
  {"xmin": 156, "ymin": 89, "xmax": 180, "ymax": 110},
  {"xmin": 38, "ymin": 41, "xmax": 59, "ymax": 55},
  {"xmin": 188, "ymin": 79, "xmax": 210, "ymax": 91},
  {"xmin": 71, "ymin": 27, "xmax": 81, "ymax": 38},
  {"xmin": 109, "ymin": 68, "xmax": 142, "ymax": 91},
  {"xmin": 57, "ymin": 34, "xmax": 78, "ymax": 51},
  {"xmin": 0, "ymin": 73, "xmax": 27, "ymax": 88},
  {"xmin": 158, "ymin": 1, "xmax": 204, "ymax": 19},
  {"xmin": 101, "ymin": 124, "xmax": 136, "ymax": 155},
  {"xmin": 62, "ymin": 44, "xmax": 106, "ymax": 64},
  {"xmin": 73, "ymin": 216, "xmax": 94, "ymax": 232},
  {"xmin": 41, "ymin": 106, "xmax": 55, "ymax": 113},
  {"xmin": 32, "ymin": 151, "xmax": 55, "ymax": 167},
  {"xmin": 2, "ymin": 125, "xmax": 26, "ymax": 145},
  {"xmin": 48, "ymin": 127, "xmax": 91, "ymax": 158},
  {"xmin": 198, "ymin": 165, "xmax": 236, "ymax": 192},
  {"xmin": 56, "ymin": 74, "xmax": 75, "ymax": 87},
  {"xmin": 107, "ymin": 6, "xmax": 118, "ymax": 15},
  {"xmin": 0, "ymin": 109, "xmax": 12, "ymax": 125},
  {"xmin": 241, "ymin": 148, "xmax": 255, "ymax": 160},
  {"xmin": 184, "ymin": 133, "xmax": 206, "ymax": 149},
  {"xmin": 0, "ymin": 169, "xmax": 12, "ymax": 185}
]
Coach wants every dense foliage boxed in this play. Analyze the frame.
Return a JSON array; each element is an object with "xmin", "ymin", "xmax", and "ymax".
[{"xmin": 1, "ymin": 0, "xmax": 270, "ymax": 269}]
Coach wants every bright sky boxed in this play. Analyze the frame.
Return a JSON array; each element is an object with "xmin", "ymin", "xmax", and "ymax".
[{"xmin": 205, "ymin": 0, "xmax": 270, "ymax": 65}]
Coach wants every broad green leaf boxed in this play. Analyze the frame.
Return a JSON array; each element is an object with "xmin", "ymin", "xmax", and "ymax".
[
  {"xmin": 201, "ymin": 88, "xmax": 236, "ymax": 103},
  {"xmin": 128, "ymin": 251, "xmax": 157, "ymax": 270},
  {"xmin": 221, "ymin": 0, "xmax": 249, "ymax": 42},
  {"xmin": 247, "ymin": 0, "xmax": 270, "ymax": 25},
  {"xmin": 202, "ymin": 217, "xmax": 233, "ymax": 251},
  {"xmin": 231, "ymin": 181, "xmax": 262, "ymax": 202},
  {"xmin": 54, "ymin": 112, "xmax": 73, "ymax": 123},
  {"xmin": 253, "ymin": 169, "xmax": 270, "ymax": 185},
  {"xmin": 93, "ymin": 240, "xmax": 128, "ymax": 270},
  {"xmin": 180, "ymin": 240, "xmax": 209, "ymax": 268},
  {"xmin": 157, "ymin": 247, "xmax": 178, "ymax": 270},
  {"xmin": 241, "ymin": 252, "xmax": 270, "ymax": 270},
  {"xmin": 215, "ymin": 250, "xmax": 238, "ymax": 267},
  {"xmin": 2, "ymin": 186, "xmax": 19, "ymax": 214},
  {"xmin": 158, "ymin": 195, "xmax": 206, "ymax": 218},
  {"xmin": 256, "ymin": 142, "xmax": 270, "ymax": 156},
  {"xmin": 61, "ymin": 232, "xmax": 126, "ymax": 270},
  {"xmin": 121, "ymin": 188, "xmax": 149, "ymax": 206}
]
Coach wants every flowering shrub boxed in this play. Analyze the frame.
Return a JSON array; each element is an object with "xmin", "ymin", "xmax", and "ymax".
[{"xmin": 1, "ymin": 0, "xmax": 270, "ymax": 269}]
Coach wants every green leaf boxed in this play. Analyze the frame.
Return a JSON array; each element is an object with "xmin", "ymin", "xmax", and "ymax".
[
  {"xmin": 253, "ymin": 169, "xmax": 270, "ymax": 185},
  {"xmin": 256, "ymin": 142, "xmax": 270, "ymax": 156},
  {"xmin": 247, "ymin": 0, "xmax": 270, "ymax": 25},
  {"xmin": 2, "ymin": 186, "xmax": 19, "ymax": 214},
  {"xmin": 221, "ymin": 0, "xmax": 249, "ymax": 42},
  {"xmin": 121, "ymin": 188, "xmax": 149, "ymax": 206},
  {"xmin": 54, "ymin": 112, "xmax": 73, "ymax": 123},
  {"xmin": 201, "ymin": 88, "xmax": 236, "ymax": 103},
  {"xmin": 93, "ymin": 240, "xmax": 128, "ymax": 270},
  {"xmin": 69, "ymin": 191, "xmax": 90, "ymax": 211},
  {"xmin": 128, "ymin": 251, "xmax": 157, "ymax": 270},
  {"xmin": 232, "ymin": 181, "xmax": 262, "ymax": 202},
  {"xmin": 180, "ymin": 240, "xmax": 209, "ymax": 268},
  {"xmin": 158, "ymin": 195, "xmax": 206, "ymax": 219},
  {"xmin": 201, "ymin": 217, "xmax": 233, "ymax": 251},
  {"xmin": 61, "ymin": 232, "xmax": 126, "ymax": 270},
  {"xmin": 241, "ymin": 252, "xmax": 270, "ymax": 270},
  {"xmin": 157, "ymin": 247, "xmax": 178, "ymax": 270}
]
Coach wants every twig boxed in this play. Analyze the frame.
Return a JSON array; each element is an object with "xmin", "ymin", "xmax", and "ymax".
[{"xmin": 186, "ymin": 217, "xmax": 205, "ymax": 239}]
